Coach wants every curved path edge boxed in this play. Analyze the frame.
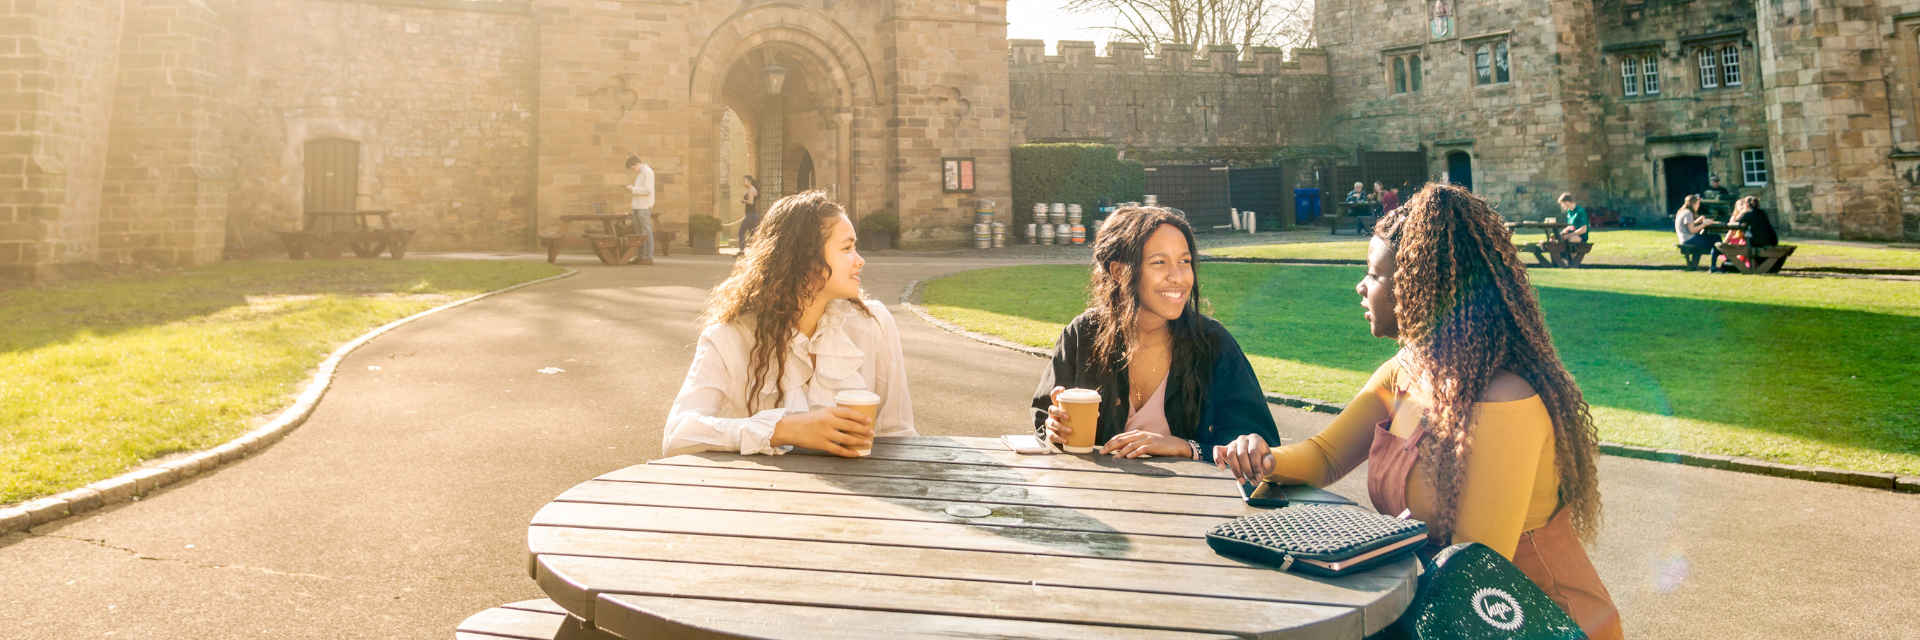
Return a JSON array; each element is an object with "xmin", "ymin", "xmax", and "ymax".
[
  {"xmin": 0, "ymin": 267, "xmax": 582, "ymax": 535},
  {"xmin": 901, "ymin": 275, "xmax": 1920, "ymax": 495}
]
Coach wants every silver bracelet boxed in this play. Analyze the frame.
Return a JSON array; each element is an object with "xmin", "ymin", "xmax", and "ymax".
[{"xmin": 1187, "ymin": 439, "xmax": 1203, "ymax": 460}]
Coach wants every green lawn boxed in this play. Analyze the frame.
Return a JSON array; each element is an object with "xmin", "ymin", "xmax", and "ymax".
[
  {"xmin": 1208, "ymin": 229, "xmax": 1920, "ymax": 271},
  {"xmin": 0, "ymin": 260, "xmax": 565, "ymax": 505},
  {"xmin": 921, "ymin": 264, "xmax": 1920, "ymax": 475}
]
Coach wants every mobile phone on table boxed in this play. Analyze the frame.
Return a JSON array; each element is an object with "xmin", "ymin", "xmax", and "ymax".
[
  {"xmin": 1000, "ymin": 434, "xmax": 1053, "ymax": 455},
  {"xmin": 1237, "ymin": 480, "xmax": 1289, "ymax": 509}
]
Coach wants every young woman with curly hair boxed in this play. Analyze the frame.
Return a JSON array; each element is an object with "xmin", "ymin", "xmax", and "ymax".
[
  {"xmin": 662, "ymin": 191, "xmax": 915, "ymax": 457},
  {"xmin": 1215, "ymin": 184, "xmax": 1621, "ymax": 639},
  {"xmin": 1031, "ymin": 206, "xmax": 1280, "ymax": 461}
]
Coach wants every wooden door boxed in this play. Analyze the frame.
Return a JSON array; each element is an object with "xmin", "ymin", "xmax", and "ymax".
[{"xmin": 304, "ymin": 138, "xmax": 360, "ymax": 214}]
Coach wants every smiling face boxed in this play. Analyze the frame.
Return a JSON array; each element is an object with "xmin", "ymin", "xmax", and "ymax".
[
  {"xmin": 817, "ymin": 215, "xmax": 864, "ymax": 301},
  {"xmin": 1358, "ymin": 236, "xmax": 1400, "ymax": 339},
  {"xmin": 1123, "ymin": 224, "xmax": 1193, "ymax": 327}
]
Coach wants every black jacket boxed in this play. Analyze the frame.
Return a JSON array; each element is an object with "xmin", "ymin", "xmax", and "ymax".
[
  {"xmin": 1030, "ymin": 311, "xmax": 1280, "ymax": 462},
  {"xmin": 1739, "ymin": 207, "xmax": 1779, "ymax": 247}
]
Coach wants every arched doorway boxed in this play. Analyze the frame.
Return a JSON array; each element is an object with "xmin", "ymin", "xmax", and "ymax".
[
  {"xmin": 794, "ymin": 147, "xmax": 815, "ymax": 192},
  {"xmin": 1663, "ymin": 155, "xmax": 1709, "ymax": 217},
  {"xmin": 1446, "ymin": 151, "xmax": 1473, "ymax": 192}
]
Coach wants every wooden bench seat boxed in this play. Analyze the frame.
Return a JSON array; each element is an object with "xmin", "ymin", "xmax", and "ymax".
[
  {"xmin": 456, "ymin": 599, "xmax": 617, "ymax": 640},
  {"xmin": 1517, "ymin": 241, "xmax": 1593, "ymax": 268},
  {"xmin": 1326, "ymin": 215, "xmax": 1377, "ymax": 236},
  {"xmin": 1676, "ymin": 243, "xmax": 1713, "ymax": 271},
  {"xmin": 1716, "ymin": 243, "xmax": 1796, "ymax": 274}
]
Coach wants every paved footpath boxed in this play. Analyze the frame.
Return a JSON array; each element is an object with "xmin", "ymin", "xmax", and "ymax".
[{"xmin": 2, "ymin": 252, "xmax": 1915, "ymax": 639}]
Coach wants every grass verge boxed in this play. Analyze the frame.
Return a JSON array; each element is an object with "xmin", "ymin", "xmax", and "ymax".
[
  {"xmin": 1207, "ymin": 229, "xmax": 1920, "ymax": 271},
  {"xmin": 0, "ymin": 260, "xmax": 566, "ymax": 505},
  {"xmin": 921, "ymin": 263, "xmax": 1920, "ymax": 475}
]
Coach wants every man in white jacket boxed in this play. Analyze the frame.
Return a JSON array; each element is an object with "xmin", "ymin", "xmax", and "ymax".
[{"xmin": 625, "ymin": 155, "xmax": 656, "ymax": 265}]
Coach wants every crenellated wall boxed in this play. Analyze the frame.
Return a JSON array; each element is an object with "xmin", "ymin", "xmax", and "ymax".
[{"xmin": 1007, "ymin": 40, "xmax": 1334, "ymax": 151}]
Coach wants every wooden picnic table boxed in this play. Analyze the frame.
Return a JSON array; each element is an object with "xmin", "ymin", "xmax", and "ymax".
[
  {"xmin": 540, "ymin": 214, "xmax": 674, "ymax": 265},
  {"xmin": 278, "ymin": 209, "xmax": 413, "ymax": 259},
  {"xmin": 526, "ymin": 436, "xmax": 1417, "ymax": 640},
  {"xmin": 1505, "ymin": 221, "xmax": 1591, "ymax": 268}
]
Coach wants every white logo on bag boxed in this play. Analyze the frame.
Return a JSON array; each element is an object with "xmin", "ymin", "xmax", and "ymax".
[{"xmin": 1472, "ymin": 588, "xmax": 1524, "ymax": 630}]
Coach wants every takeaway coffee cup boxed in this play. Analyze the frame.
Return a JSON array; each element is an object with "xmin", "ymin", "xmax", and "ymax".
[
  {"xmin": 835, "ymin": 389, "xmax": 881, "ymax": 456},
  {"xmin": 1056, "ymin": 388, "xmax": 1101, "ymax": 453}
]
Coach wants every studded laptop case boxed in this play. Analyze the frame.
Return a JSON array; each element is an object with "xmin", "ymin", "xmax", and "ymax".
[{"xmin": 1205, "ymin": 503, "xmax": 1428, "ymax": 577}]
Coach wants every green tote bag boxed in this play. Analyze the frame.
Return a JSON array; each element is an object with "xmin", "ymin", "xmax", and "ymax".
[{"xmin": 1385, "ymin": 542, "xmax": 1587, "ymax": 640}]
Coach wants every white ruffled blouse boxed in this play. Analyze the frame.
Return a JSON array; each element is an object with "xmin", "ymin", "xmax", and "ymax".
[{"xmin": 662, "ymin": 298, "xmax": 916, "ymax": 456}]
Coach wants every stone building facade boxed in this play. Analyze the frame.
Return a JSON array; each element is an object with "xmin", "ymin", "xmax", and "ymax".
[
  {"xmin": 2, "ymin": 0, "xmax": 1012, "ymax": 280},
  {"xmin": 7, "ymin": 0, "xmax": 1919, "ymax": 279},
  {"xmin": 1316, "ymin": 0, "xmax": 1920, "ymax": 240}
]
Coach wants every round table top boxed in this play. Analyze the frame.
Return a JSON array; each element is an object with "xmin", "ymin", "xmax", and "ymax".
[{"xmin": 527, "ymin": 436, "xmax": 1416, "ymax": 640}]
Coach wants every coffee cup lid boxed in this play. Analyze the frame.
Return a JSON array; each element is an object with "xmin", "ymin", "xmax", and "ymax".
[
  {"xmin": 1058, "ymin": 388, "xmax": 1101, "ymax": 404},
  {"xmin": 835, "ymin": 389, "xmax": 881, "ymax": 405}
]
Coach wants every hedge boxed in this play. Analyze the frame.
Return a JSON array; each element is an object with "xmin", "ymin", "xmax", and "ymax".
[{"xmin": 1011, "ymin": 144, "xmax": 1145, "ymax": 234}]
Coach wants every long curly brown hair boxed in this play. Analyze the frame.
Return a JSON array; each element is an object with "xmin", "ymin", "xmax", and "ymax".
[
  {"xmin": 1374, "ymin": 183, "xmax": 1603, "ymax": 544},
  {"xmin": 698, "ymin": 190, "xmax": 871, "ymax": 412},
  {"xmin": 1087, "ymin": 206, "xmax": 1215, "ymax": 439}
]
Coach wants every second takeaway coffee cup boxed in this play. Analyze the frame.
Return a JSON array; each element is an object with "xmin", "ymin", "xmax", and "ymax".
[
  {"xmin": 1057, "ymin": 388, "xmax": 1102, "ymax": 453},
  {"xmin": 835, "ymin": 389, "xmax": 882, "ymax": 456}
]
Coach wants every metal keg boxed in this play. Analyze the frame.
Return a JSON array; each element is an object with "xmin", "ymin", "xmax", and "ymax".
[{"xmin": 1025, "ymin": 223, "xmax": 1038, "ymax": 244}]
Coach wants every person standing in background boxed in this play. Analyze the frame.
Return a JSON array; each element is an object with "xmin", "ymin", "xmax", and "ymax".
[
  {"xmin": 1376, "ymin": 182, "xmax": 1401, "ymax": 214},
  {"xmin": 626, "ymin": 155, "xmax": 657, "ymax": 266},
  {"xmin": 737, "ymin": 175, "xmax": 760, "ymax": 259}
]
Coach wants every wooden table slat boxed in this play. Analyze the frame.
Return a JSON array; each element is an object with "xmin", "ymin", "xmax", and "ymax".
[
  {"xmin": 601, "ymin": 463, "xmax": 1265, "ymax": 518},
  {"xmin": 596, "ymin": 593, "xmax": 1240, "ymax": 640},
  {"xmin": 650, "ymin": 452, "xmax": 1241, "ymax": 498},
  {"xmin": 529, "ymin": 528, "xmax": 1412, "ymax": 625},
  {"xmin": 794, "ymin": 441, "xmax": 1241, "ymax": 480},
  {"xmin": 556, "ymin": 479, "xmax": 1232, "ymax": 538},
  {"xmin": 455, "ymin": 605, "xmax": 568, "ymax": 640},
  {"xmin": 549, "ymin": 557, "xmax": 1361, "ymax": 639}
]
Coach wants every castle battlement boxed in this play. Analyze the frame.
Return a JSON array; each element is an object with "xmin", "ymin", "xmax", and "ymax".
[{"xmin": 1007, "ymin": 40, "xmax": 1328, "ymax": 75}]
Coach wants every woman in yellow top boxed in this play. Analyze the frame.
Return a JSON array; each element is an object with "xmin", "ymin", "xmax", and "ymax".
[{"xmin": 1215, "ymin": 183, "xmax": 1623, "ymax": 640}]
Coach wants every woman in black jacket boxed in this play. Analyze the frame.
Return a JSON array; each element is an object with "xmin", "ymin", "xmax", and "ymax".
[{"xmin": 1031, "ymin": 206, "xmax": 1280, "ymax": 461}]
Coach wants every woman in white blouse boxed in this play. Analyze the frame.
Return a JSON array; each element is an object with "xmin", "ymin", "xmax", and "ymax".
[{"xmin": 662, "ymin": 190, "xmax": 916, "ymax": 457}]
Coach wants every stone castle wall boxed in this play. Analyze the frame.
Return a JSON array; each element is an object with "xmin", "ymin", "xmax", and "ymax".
[
  {"xmin": 1317, "ymin": 0, "xmax": 1606, "ymax": 220},
  {"xmin": 223, "ymin": 0, "xmax": 539, "ymax": 252},
  {"xmin": 0, "ymin": 0, "xmax": 126, "ymax": 280},
  {"xmin": 1591, "ymin": 0, "xmax": 1769, "ymax": 222},
  {"xmin": 1007, "ymin": 41, "xmax": 1333, "ymax": 151}
]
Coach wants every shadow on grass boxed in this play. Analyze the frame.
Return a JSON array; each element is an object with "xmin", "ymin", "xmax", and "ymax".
[
  {"xmin": 0, "ymin": 260, "xmax": 555, "ymax": 355},
  {"xmin": 929, "ymin": 263, "xmax": 1920, "ymax": 459}
]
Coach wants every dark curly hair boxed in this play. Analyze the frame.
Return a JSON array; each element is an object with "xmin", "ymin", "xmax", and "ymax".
[
  {"xmin": 1373, "ymin": 183, "xmax": 1603, "ymax": 544},
  {"xmin": 1086, "ymin": 206, "xmax": 1215, "ymax": 439},
  {"xmin": 698, "ymin": 190, "xmax": 870, "ymax": 412}
]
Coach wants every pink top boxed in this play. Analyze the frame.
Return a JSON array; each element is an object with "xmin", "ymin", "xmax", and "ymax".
[{"xmin": 1124, "ymin": 373, "xmax": 1171, "ymax": 436}]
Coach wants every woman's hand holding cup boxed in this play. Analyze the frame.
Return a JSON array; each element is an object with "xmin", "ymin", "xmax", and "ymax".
[
  {"xmin": 1043, "ymin": 386, "xmax": 1073, "ymax": 446},
  {"xmin": 771, "ymin": 407, "xmax": 874, "ymax": 457}
]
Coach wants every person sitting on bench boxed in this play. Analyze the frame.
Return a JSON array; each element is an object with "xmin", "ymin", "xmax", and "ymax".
[
  {"xmin": 1556, "ymin": 193, "xmax": 1589, "ymax": 244},
  {"xmin": 1674, "ymin": 195, "xmax": 1722, "ymax": 270},
  {"xmin": 1725, "ymin": 195, "xmax": 1786, "ymax": 273}
]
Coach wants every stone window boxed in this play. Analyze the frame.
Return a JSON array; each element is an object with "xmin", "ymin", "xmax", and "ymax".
[
  {"xmin": 1697, "ymin": 45, "xmax": 1739, "ymax": 89},
  {"xmin": 1388, "ymin": 54, "xmax": 1423, "ymax": 94},
  {"xmin": 1698, "ymin": 48, "xmax": 1719, "ymax": 88},
  {"xmin": 1474, "ymin": 42, "xmax": 1509, "ymax": 86},
  {"xmin": 1741, "ymin": 149, "xmax": 1769, "ymax": 186},
  {"xmin": 1621, "ymin": 54, "xmax": 1659, "ymax": 97},
  {"xmin": 1721, "ymin": 46, "xmax": 1742, "ymax": 86}
]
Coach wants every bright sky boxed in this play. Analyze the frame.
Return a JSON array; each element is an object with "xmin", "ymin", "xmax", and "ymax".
[{"xmin": 1005, "ymin": 0, "xmax": 1116, "ymax": 53}]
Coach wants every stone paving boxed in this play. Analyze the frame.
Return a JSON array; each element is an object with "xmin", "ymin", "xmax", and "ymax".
[{"xmin": 0, "ymin": 250, "xmax": 1914, "ymax": 639}]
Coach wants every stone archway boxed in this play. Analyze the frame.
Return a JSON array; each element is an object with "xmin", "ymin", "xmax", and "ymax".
[{"xmin": 685, "ymin": 5, "xmax": 879, "ymax": 224}]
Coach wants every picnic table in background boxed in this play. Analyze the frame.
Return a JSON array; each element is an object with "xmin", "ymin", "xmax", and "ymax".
[
  {"xmin": 519, "ymin": 436, "xmax": 1415, "ymax": 640},
  {"xmin": 1673, "ymin": 223, "xmax": 1749, "ymax": 271},
  {"xmin": 1506, "ymin": 221, "xmax": 1591, "ymax": 268},
  {"xmin": 274, "ymin": 209, "xmax": 414, "ymax": 260},
  {"xmin": 1325, "ymin": 202, "xmax": 1378, "ymax": 236},
  {"xmin": 539, "ymin": 214, "xmax": 670, "ymax": 265}
]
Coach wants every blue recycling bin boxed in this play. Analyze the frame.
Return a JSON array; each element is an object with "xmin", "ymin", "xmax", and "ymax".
[{"xmin": 1293, "ymin": 188, "xmax": 1321, "ymax": 224}]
